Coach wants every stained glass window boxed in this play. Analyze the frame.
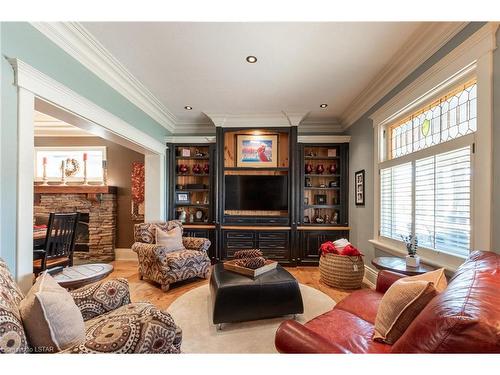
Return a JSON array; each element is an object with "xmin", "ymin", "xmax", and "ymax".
[{"xmin": 390, "ymin": 80, "xmax": 476, "ymax": 159}]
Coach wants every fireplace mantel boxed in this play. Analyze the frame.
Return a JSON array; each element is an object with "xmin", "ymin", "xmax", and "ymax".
[
  {"xmin": 34, "ymin": 186, "xmax": 118, "ymax": 261},
  {"xmin": 34, "ymin": 185, "xmax": 117, "ymax": 202}
]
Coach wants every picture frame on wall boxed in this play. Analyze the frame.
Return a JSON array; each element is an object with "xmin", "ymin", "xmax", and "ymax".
[
  {"xmin": 355, "ymin": 169, "xmax": 365, "ymax": 206},
  {"xmin": 236, "ymin": 134, "xmax": 278, "ymax": 168}
]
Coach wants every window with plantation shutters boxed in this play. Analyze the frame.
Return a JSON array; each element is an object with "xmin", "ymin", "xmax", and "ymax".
[
  {"xmin": 380, "ymin": 163, "xmax": 412, "ymax": 241},
  {"xmin": 415, "ymin": 146, "xmax": 471, "ymax": 257},
  {"xmin": 378, "ymin": 80, "xmax": 476, "ymax": 258}
]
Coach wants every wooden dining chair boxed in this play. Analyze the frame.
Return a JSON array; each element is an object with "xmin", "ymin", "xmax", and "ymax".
[{"xmin": 33, "ymin": 212, "xmax": 80, "ymax": 276}]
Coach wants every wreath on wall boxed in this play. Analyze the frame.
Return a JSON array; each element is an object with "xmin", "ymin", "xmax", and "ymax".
[{"xmin": 64, "ymin": 158, "xmax": 80, "ymax": 177}]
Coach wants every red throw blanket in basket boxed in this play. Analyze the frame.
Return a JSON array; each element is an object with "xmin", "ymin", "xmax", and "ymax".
[{"xmin": 319, "ymin": 240, "xmax": 363, "ymax": 257}]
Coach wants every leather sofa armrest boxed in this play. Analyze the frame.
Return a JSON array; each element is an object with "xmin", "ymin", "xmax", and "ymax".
[
  {"xmin": 182, "ymin": 237, "xmax": 211, "ymax": 253},
  {"xmin": 375, "ymin": 270, "xmax": 407, "ymax": 293},
  {"xmin": 275, "ymin": 320, "xmax": 350, "ymax": 354}
]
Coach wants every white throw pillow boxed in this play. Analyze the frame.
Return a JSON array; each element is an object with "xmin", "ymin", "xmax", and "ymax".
[
  {"xmin": 19, "ymin": 272, "xmax": 85, "ymax": 352},
  {"xmin": 155, "ymin": 226, "xmax": 185, "ymax": 252}
]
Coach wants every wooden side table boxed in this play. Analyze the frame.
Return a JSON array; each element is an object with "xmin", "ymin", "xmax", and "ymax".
[
  {"xmin": 52, "ymin": 263, "xmax": 113, "ymax": 289},
  {"xmin": 371, "ymin": 256, "xmax": 435, "ymax": 276}
]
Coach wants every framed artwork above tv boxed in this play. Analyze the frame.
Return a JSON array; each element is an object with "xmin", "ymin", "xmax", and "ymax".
[{"xmin": 236, "ymin": 134, "xmax": 278, "ymax": 168}]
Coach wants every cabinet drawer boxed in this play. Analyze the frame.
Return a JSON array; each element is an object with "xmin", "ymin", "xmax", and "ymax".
[
  {"xmin": 257, "ymin": 217, "xmax": 289, "ymax": 225},
  {"xmin": 225, "ymin": 240, "xmax": 255, "ymax": 249},
  {"xmin": 260, "ymin": 248, "xmax": 288, "ymax": 259},
  {"xmin": 224, "ymin": 217, "xmax": 248, "ymax": 224},
  {"xmin": 258, "ymin": 231, "xmax": 288, "ymax": 241},
  {"xmin": 225, "ymin": 231, "xmax": 254, "ymax": 240},
  {"xmin": 259, "ymin": 240, "xmax": 288, "ymax": 250}
]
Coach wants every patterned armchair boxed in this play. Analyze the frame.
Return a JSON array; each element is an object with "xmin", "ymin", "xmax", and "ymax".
[
  {"xmin": 132, "ymin": 221, "xmax": 211, "ymax": 291},
  {"xmin": 0, "ymin": 258, "xmax": 181, "ymax": 354}
]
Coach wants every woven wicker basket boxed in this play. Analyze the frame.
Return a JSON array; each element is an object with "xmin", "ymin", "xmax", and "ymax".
[{"xmin": 319, "ymin": 253, "xmax": 365, "ymax": 289}]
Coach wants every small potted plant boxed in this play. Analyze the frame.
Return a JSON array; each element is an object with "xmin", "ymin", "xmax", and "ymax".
[{"xmin": 401, "ymin": 234, "xmax": 420, "ymax": 267}]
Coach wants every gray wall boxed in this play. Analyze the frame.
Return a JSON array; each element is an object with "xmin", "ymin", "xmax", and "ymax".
[
  {"xmin": 492, "ymin": 28, "xmax": 500, "ymax": 251},
  {"xmin": 346, "ymin": 22, "xmax": 491, "ymax": 266},
  {"xmin": 35, "ymin": 137, "xmax": 145, "ymax": 248}
]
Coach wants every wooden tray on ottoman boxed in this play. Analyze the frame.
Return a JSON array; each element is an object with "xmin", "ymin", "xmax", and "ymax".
[{"xmin": 223, "ymin": 259, "xmax": 278, "ymax": 277}]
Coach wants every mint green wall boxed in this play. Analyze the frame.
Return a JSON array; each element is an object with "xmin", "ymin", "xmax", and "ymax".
[
  {"xmin": 0, "ymin": 22, "xmax": 170, "ymax": 273},
  {"xmin": 1, "ymin": 55, "xmax": 18, "ymax": 270}
]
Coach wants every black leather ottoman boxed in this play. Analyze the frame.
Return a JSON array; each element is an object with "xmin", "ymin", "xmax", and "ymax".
[{"xmin": 210, "ymin": 263, "xmax": 304, "ymax": 327}]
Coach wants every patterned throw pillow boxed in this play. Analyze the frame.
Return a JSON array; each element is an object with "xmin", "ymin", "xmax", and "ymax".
[{"xmin": 0, "ymin": 258, "xmax": 28, "ymax": 354}]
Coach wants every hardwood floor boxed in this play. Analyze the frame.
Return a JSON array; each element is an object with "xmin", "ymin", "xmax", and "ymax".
[{"xmin": 106, "ymin": 259, "xmax": 369, "ymax": 311}]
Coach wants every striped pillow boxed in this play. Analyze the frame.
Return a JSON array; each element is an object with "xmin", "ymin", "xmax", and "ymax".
[{"xmin": 374, "ymin": 269, "xmax": 447, "ymax": 344}]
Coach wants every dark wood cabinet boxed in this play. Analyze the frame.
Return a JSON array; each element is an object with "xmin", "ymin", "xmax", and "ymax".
[
  {"xmin": 221, "ymin": 229, "xmax": 292, "ymax": 265},
  {"xmin": 167, "ymin": 130, "xmax": 350, "ymax": 268},
  {"xmin": 297, "ymin": 229, "xmax": 350, "ymax": 265}
]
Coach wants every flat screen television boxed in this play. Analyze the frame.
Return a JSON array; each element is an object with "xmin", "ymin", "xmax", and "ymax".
[{"xmin": 225, "ymin": 175, "xmax": 288, "ymax": 211}]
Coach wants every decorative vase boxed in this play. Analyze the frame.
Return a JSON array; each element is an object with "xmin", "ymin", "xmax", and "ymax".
[
  {"xmin": 316, "ymin": 164, "xmax": 325, "ymax": 175},
  {"xmin": 203, "ymin": 163, "xmax": 210, "ymax": 174},
  {"xmin": 406, "ymin": 255, "xmax": 420, "ymax": 268},
  {"xmin": 192, "ymin": 164, "xmax": 202, "ymax": 174},
  {"xmin": 305, "ymin": 163, "xmax": 313, "ymax": 174},
  {"xmin": 178, "ymin": 209, "xmax": 187, "ymax": 223},
  {"xmin": 178, "ymin": 164, "xmax": 189, "ymax": 174},
  {"xmin": 329, "ymin": 163, "xmax": 337, "ymax": 174}
]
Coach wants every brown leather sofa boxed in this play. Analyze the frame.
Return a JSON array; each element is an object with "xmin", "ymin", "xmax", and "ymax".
[{"xmin": 275, "ymin": 251, "xmax": 500, "ymax": 353}]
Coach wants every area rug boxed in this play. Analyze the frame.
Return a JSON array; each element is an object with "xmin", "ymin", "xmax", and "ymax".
[{"xmin": 166, "ymin": 283, "xmax": 335, "ymax": 353}]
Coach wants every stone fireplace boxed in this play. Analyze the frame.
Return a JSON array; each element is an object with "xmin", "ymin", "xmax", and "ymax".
[{"xmin": 34, "ymin": 186, "xmax": 117, "ymax": 262}]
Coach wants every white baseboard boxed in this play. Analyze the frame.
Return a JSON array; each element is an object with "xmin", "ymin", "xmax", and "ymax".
[
  {"xmin": 115, "ymin": 248, "xmax": 138, "ymax": 261},
  {"xmin": 363, "ymin": 265, "xmax": 378, "ymax": 289}
]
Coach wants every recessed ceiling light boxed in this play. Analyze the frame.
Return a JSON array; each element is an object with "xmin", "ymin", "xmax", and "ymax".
[
  {"xmin": 320, "ymin": 104, "xmax": 328, "ymax": 108},
  {"xmin": 246, "ymin": 55, "xmax": 258, "ymax": 63},
  {"xmin": 184, "ymin": 106, "xmax": 193, "ymax": 110}
]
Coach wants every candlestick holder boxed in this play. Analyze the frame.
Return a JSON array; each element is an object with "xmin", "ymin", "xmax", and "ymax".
[
  {"xmin": 83, "ymin": 159, "xmax": 89, "ymax": 185},
  {"xmin": 42, "ymin": 163, "xmax": 49, "ymax": 186},
  {"xmin": 60, "ymin": 160, "xmax": 67, "ymax": 185},
  {"xmin": 102, "ymin": 160, "xmax": 108, "ymax": 186}
]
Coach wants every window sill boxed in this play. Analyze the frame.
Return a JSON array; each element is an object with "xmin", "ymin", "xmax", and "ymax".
[{"xmin": 368, "ymin": 238, "xmax": 466, "ymax": 274}]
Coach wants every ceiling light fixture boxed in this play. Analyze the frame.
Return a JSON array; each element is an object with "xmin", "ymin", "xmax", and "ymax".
[
  {"xmin": 246, "ymin": 55, "xmax": 257, "ymax": 63},
  {"xmin": 320, "ymin": 104, "xmax": 328, "ymax": 108},
  {"xmin": 184, "ymin": 106, "xmax": 193, "ymax": 110}
]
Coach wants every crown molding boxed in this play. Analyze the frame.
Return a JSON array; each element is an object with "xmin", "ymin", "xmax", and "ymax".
[
  {"xmin": 298, "ymin": 135, "xmax": 351, "ymax": 143},
  {"xmin": 370, "ymin": 22, "xmax": 499, "ymax": 127},
  {"xmin": 165, "ymin": 135, "xmax": 216, "ymax": 144},
  {"xmin": 174, "ymin": 122, "xmax": 216, "ymax": 135},
  {"xmin": 30, "ymin": 22, "xmax": 177, "ymax": 133},
  {"xmin": 205, "ymin": 112, "xmax": 293, "ymax": 128},
  {"xmin": 339, "ymin": 22, "xmax": 468, "ymax": 129},
  {"xmin": 299, "ymin": 120, "xmax": 344, "ymax": 134},
  {"xmin": 9, "ymin": 58, "xmax": 165, "ymax": 155}
]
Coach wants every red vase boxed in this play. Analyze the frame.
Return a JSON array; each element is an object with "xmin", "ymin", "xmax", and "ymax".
[
  {"xmin": 192, "ymin": 164, "xmax": 202, "ymax": 174},
  {"xmin": 178, "ymin": 164, "xmax": 189, "ymax": 174},
  {"xmin": 329, "ymin": 163, "xmax": 337, "ymax": 174},
  {"xmin": 305, "ymin": 163, "xmax": 313, "ymax": 174},
  {"xmin": 203, "ymin": 163, "xmax": 210, "ymax": 174},
  {"xmin": 316, "ymin": 164, "xmax": 324, "ymax": 175}
]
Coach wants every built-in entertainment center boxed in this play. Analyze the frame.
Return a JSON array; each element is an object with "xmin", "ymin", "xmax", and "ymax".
[{"xmin": 167, "ymin": 126, "xmax": 349, "ymax": 266}]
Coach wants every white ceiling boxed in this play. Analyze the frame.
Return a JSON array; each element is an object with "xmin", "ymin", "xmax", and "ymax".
[{"xmin": 81, "ymin": 22, "xmax": 422, "ymax": 130}]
